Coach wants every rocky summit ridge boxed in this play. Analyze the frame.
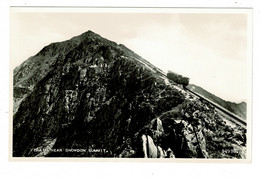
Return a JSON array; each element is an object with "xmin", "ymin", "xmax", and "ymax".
[{"xmin": 13, "ymin": 30, "xmax": 246, "ymax": 158}]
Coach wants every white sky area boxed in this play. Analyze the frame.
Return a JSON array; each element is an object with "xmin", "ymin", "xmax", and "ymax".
[{"xmin": 10, "ymin": 9, "xmax": 250, "ymax": 103}]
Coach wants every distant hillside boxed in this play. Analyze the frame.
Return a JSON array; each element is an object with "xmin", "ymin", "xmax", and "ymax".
[
  {"xmin": 187, "ymin": 84, "xmax": 247, "ymax": 120},
  {"xmin": 13, "ymin": 30, "xmax": 247, "ymax": 158}
]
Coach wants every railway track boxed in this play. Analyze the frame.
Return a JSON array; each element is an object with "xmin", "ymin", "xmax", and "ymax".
[
  {"xmin": 185, "ymin": 88, "xmax": 247, "ymax": 128},
  {"xmin": 136, "ymin": 58, "xmax": 247, "ymax": 129}
]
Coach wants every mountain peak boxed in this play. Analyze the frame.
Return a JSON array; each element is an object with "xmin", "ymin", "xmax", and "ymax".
[
  {"xmin": 13, "ymin": 31, "xmax": 247, "ymax": 159},
  {"xmin": 72, "ymin": 30, "xmax": 101, "ymax": 40}
]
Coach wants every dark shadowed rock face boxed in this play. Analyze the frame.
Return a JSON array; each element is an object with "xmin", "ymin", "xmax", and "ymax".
[{"xmin": 13, "ymin": 31, "xmax": 246, "ymax": 158}]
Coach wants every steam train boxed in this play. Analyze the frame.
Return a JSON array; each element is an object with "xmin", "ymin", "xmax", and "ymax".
[{"xmin": 166, "ymin": 71, "xmax": 190, "ymax": 87}]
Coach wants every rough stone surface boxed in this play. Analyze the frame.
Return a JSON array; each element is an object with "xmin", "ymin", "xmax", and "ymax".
[{"xmin": 13, "ymin": 31, "xmax": 247, "ymax": 158}]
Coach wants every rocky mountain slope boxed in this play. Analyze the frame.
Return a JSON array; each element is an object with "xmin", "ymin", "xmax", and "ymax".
[
  {"xmin": 13, "ymin": 31, "xmax": 246, "ymax": 158},
  {"xmin": 187, "ymin": 84, "xmax": 247, "ymax": 120}
]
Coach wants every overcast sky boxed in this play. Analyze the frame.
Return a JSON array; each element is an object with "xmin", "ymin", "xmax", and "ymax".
[{"xmin": 10, "ymin": 8, "xmax": 251, "ymax": 103}]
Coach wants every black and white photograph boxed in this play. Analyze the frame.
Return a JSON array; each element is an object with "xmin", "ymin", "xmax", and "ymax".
[{"xmin": 10, "ymin": 7, "xmax": 252, "ymax": 160}]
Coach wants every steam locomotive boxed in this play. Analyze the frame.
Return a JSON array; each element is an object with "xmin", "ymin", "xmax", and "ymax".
[{"xmin": 167, "ymin": 71, "xmax": 190, "ymax": 87}]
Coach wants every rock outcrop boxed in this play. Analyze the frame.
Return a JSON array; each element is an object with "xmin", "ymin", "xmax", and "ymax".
[{"xmin": 13, "ymin": 30, "xmax": 247, "ymax": 158}]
